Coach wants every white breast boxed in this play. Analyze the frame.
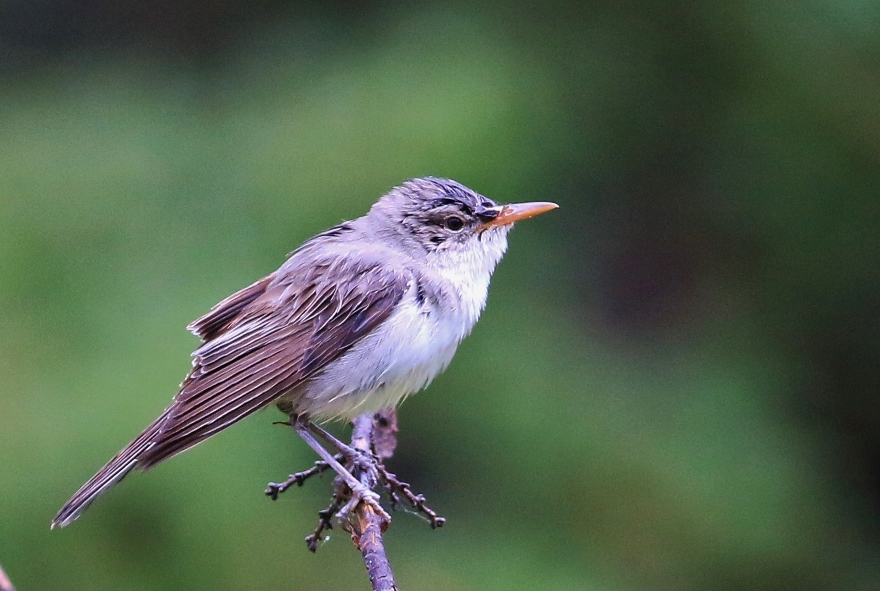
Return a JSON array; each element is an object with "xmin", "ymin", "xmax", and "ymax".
[{"xmin": 299, "ymin": 228, "xmax": 510, "ymax": 421}]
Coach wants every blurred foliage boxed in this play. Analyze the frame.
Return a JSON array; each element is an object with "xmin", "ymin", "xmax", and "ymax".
[{"xmin": 1, "ymin": 1, "xmax": 879, "ymax": 590}]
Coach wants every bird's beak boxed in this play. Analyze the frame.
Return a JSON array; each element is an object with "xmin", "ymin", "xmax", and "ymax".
[{"xmin": 480, "ymin": 201, "xmax": 559, "ymax": 230}]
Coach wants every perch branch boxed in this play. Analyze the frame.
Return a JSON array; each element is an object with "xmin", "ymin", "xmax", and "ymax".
[
  {"xmin": 349, "ymin": 411, "xmax": 397, "ymax": 591},
  {"xmin": 266, "ymin": 408, "xmax": 444, "ymax": 589}
]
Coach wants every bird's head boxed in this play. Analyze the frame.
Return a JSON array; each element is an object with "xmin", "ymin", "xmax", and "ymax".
[{"xmin": 366, "ymin": 177, "xmax": 557, "ymax": 266}]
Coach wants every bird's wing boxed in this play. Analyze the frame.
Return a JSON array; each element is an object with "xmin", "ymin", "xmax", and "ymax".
[
  {"xmin": 138, "ymin": 257, "xmax": 409, "ymax": 466},
  {"xmin": 186, "ymin": 274, "xmax": 275, "ymax": 341},
  {"xmin": 53, "ymin": 255, "xmax": 408, "ymax": 528}
]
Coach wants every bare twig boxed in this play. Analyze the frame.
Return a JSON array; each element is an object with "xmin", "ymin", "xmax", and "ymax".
[
  {"xmin": 304, "ymin": 492, "xmax": 344, "ymax": 553},
  {"xmin": 349, "ymin": 414, "xmax": 397, "ymax": 591},
  {"xmin": 265, "ymin": 456, "xmax": 338, "ymax": 500},
  {"xmin": 0, "ymin": 563, "xmax": 15, "ymax": 591},
  {"xmin": 378, "ymin": 464, "xmax": 446, "ymax": 529}
]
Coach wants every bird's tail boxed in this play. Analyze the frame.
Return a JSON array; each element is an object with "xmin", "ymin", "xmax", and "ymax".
[{"xmin": 51, "ymin": 409, "xmax": 172, "ymax": 528}]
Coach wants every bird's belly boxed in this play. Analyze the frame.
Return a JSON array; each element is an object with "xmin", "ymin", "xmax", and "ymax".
[{"xmin": 295, "ymin": 299, "xmax": 468, "ymax": 421}]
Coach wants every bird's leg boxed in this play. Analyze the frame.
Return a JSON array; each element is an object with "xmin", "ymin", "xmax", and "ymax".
[
  {"xmin": 300, "ymin": 413, "xmax": 444, "ymax": 527},
  {"xmin": 267, "ymin": 411, "xmax": 444, "ymax": 543},
  {"xmin": 306, "ymin": 420, "xmax": 357, "ymax": 453},
  {"xmin": 292, "ymin": 419, "xmax": 391, "ymax": 523},
  {"xmin": 310, "ymin": 414, "xmax": 446, "ymax": 529},
  {"xmin": 304, "ymin": 420, "xmax": 380, "ymax": 476}
]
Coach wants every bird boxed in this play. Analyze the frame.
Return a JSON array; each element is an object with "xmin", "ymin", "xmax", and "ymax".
[{"xmin": 52, "ymin": 177, "xmax": 557, "ymax": 528}]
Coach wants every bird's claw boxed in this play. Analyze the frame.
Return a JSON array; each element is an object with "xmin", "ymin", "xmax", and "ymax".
[{"xmin": 336, "ymin": 485, "xmax": 391, "ymax": 523}]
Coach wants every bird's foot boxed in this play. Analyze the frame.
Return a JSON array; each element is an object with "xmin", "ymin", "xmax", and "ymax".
[
  {"xmin": 336, "ymin": 483, "xmax": 391, "ymax": 523},
  {"xmin": 269, "ymin": 413, "xmax": 443, "ymax": 551},
  {"xmin": 299, "ymin": 457, "xmax": 389, "ymax": 553},
  {"xmin": 269, "ymin": 446, "xmax": 444, "ymax": 546}
]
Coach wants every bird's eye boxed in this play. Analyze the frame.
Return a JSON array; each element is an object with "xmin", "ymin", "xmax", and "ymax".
[{"xmin": 445, "ymin": 216, "xmax": 465, "ymax": 232}]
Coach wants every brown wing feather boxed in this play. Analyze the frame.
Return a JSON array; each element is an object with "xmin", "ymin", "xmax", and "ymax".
[
  {"xmin": 301, "ymin": 264, "xmax": 403, "ymax": 375},
  {"xmin": 53, "ymin": 256, "xmax": 408, "ymax": 527},
  {"xmin": 187, "ymin": 275, "xmax": 275, "ymax": 341},
  {"xmin": 139, "ymin": 259, "xmax": 408, "ymax": 467}
]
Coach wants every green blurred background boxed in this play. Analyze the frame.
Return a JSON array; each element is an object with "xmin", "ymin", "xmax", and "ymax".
[{"xmin": 2, "ymin": 1, "xmax": 879, "ymax": 589}]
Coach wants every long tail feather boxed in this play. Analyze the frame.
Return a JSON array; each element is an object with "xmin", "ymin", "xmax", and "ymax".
[{"xmin": 51, "ymin": 410, "xmax": 172, "ymax": 528}]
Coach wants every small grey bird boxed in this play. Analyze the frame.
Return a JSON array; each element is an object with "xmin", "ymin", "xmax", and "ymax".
[{"xmin": 52, "ymin": 177, "xmax": 557, "ymax": 528}]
